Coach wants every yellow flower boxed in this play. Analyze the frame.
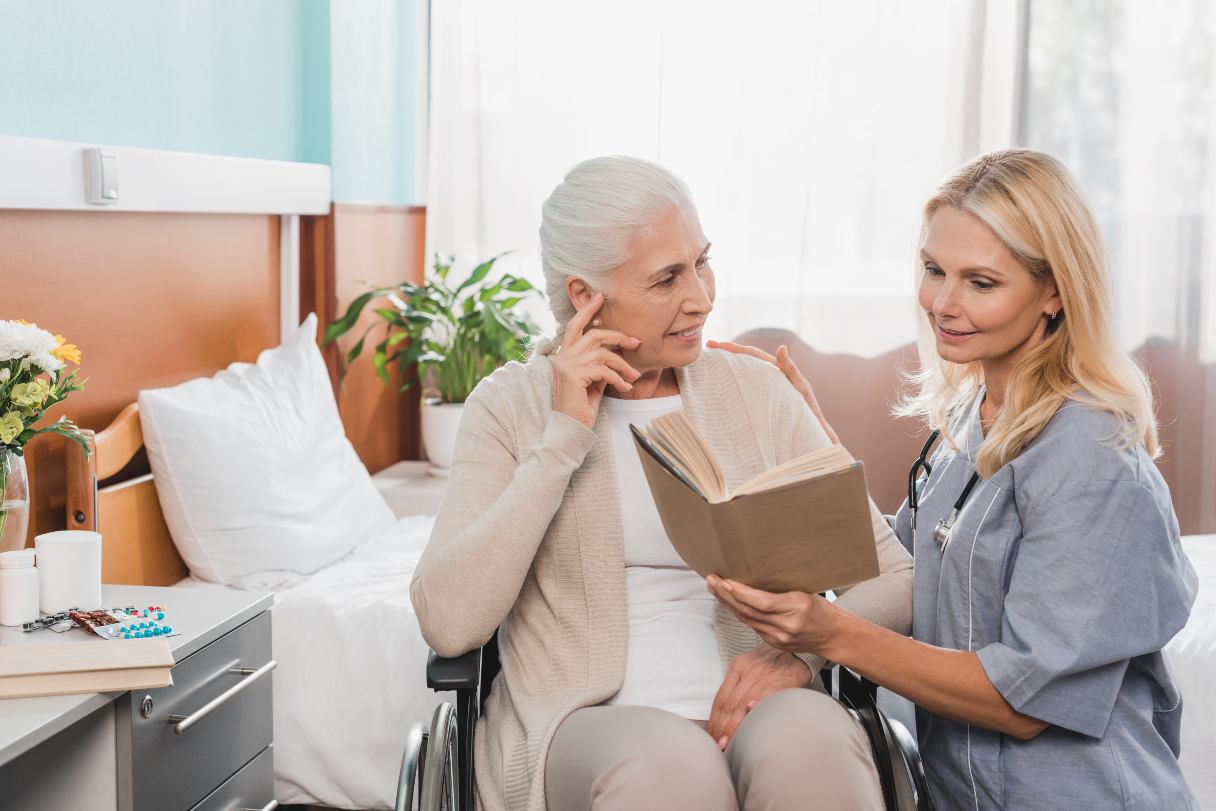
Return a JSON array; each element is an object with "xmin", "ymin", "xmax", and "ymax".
[
  {"xmin": 51, "ymin": 333, "xmax": 82, "ymax": 364},
  {"xmin": 51, "ymin": 335, "xmax": 81, "ymax": 365},
  {"xmin": 9, "ymin": 381, "xmax": 52, "ymax": 412},
  {"xmin": 0, "ymin": 412, "xmax": 23, "ymax": 445}
]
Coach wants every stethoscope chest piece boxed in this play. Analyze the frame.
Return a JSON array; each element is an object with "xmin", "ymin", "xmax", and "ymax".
[
  {"xmin": 933, "ymin": 471, "xmax": 981, "ymax": 551},
  {"xmin": 908, "ymin": 428, "xmax": 982, "ymax": 553}
]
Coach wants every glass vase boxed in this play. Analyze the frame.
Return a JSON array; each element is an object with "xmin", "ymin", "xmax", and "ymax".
[{"xmin": 0, "ymin": 449, "xmax": 30, "ymax": 554}]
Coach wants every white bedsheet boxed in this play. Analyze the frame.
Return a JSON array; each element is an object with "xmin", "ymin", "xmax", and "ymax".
[
  {"xmin": 177, "ymin": 514, "xmax": 448, "ymax": 810},
  {"xmin": 1169, "ymin": 534, "xmax": 1216, "ymax": 810}
]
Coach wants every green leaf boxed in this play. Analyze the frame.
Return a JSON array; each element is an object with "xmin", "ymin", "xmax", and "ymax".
[
  {"xmin": 433, "ymin": 253, "xmax": 453, "ymax": 282},
  {"xmin": 502, "ymin": 275, "xmax": 536, "ymax": 292},
  {"xmin": 454, "ymin": 255, "xmax": 499, "ymax": 295},
  {"xmin": 324, "ymin": 289, "xmax": 384, "ymax": 345},
  {"xmin": 345, "ymin": 323, "xmax": 378, "ymax": 366},
  {"xmin": 372, "ymin": 345, "xmax": 390, "ymax": 385},
  {"xmin": 386, "ymin": 331, "xmax": 411, "ymax": 348}
]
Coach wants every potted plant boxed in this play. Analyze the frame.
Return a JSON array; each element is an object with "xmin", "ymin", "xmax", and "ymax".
[
  {"xmin": 323, "ymin": 254, "xmax": 543, "ymax": 472},
  {"xmin": 0, "ymin": 320, "xmax": 90, "ymax": 552}
]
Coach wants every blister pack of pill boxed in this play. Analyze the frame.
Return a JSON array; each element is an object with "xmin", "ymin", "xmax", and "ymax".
[{"xmin": 93, "ymin": 617, "xmax": 178, "ymax": 641}]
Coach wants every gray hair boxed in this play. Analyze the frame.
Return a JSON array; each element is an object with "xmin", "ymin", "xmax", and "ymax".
[{"xmin": 535, "ymin": 156, "xmax": 695, "ymax": 354}]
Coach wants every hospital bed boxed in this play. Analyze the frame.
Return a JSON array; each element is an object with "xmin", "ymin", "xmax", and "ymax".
[
  {"xmin": 1169, "ymin": 534, "xmax": 1216, "ymax": 809},
  {"xmin": 67, "ymin": 403, "xmax": 449, "ymax": 810}
]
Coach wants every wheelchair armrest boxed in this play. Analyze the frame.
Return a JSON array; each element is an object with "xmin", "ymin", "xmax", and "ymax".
[
  {"xmin": 427, "ymin": 647, "xmax": 483, "ymax": 692},
  {"xmin": 834, "ymin": 664, "xmax": 880, "ymax": 705}
]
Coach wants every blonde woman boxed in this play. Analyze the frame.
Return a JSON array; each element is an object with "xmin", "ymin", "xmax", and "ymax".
[{"xmin": 710, "ymin": 149, "xmax": 1199, "ymax": 810}]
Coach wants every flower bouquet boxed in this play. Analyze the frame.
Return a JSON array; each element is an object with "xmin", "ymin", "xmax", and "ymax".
[{"xmin": 0, "ymin": 320, "xmax": 89, "ymax": 552}]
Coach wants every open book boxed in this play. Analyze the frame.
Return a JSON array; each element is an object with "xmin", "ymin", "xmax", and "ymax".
[{"xmin": 631, "ymin": 410, "xmax": 880, "ymax": 594}]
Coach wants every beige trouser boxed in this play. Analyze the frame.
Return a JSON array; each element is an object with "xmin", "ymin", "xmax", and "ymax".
[{"xmin": 544, "ymin": 688, "xmax": 883, "ymax": 810}]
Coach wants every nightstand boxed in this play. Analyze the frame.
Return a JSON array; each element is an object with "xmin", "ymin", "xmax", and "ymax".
[{"xmin": 0, "ymin": 585, "xmax": 274, "ymax": 811}]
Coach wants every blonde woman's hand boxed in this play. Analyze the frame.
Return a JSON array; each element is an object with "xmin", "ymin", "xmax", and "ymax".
[
  {"xmin": 706, "ymin": 340, "xmax": 839, "ymax": 444},
  {"xmin": 706, "ymin": 644, "xmax": 813, "ymax": 750},
  {"xmin": 551, "ymin": 293, "xmax": 642, "ymax": 429},
  {"xmin": 707, "ymin": 574, "xmax": 844, "ymax": 657}
]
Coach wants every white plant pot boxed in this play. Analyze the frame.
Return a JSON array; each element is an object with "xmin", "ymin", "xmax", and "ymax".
[{"xmin": 421, "ymin": 401, "xmax": 465, "ymax": 474}]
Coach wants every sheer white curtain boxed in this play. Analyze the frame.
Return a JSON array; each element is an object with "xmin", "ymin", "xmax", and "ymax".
[
  {"xmin": 1024, "ymin": 0, "xmax": 1216, "ymax": 362},
  {"xmin": 426, "ymin": 0, "xmax": 1015, "ymax": 357},
  {"xmin": 1022, "ymin": 0, "xmax": 1216, "ymax": 533}
]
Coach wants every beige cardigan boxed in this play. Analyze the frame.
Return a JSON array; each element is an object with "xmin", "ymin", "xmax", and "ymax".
[{"xmin": 411, "ymin": 348, "xmax": 913, "ymax": 811}]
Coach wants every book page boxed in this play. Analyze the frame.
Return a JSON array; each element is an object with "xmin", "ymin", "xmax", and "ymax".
[
  {"xmin": 733, "ymin": 444, "xmax": 856, "ymax": 497},
  {"xmin": 645, "ymin": 412, "xmax": 728, "ymax": 502}
]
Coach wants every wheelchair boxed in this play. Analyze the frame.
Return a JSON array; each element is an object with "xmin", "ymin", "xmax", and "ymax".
[{"xmin": 397, "ymin": 632, "xmax": 933, "ymax": 811}]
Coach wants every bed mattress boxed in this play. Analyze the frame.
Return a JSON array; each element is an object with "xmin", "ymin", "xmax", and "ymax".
[{"xmin": 1168, "ymin": 534, "xmax": 1216, "ymax": 810}]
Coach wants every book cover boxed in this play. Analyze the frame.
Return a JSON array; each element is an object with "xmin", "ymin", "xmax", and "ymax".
[{"xmin": 632, "ymin": 428, "xmax": 880, "ymax": 594}]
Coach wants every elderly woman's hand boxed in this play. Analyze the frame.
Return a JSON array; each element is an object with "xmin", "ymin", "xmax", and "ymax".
[
  {"xmin": 552, "ymin": 293, "xmax": 642, "ymax": 428},
  {"xmin": 707, "ymin": 644, "xmax": 812, "ymax": 750},
  {"xmin": 706, "ymin": 340, "xmax": 839, "ymax": 444},
  {"xmin": 706, "ymin": 574, "xmax": 845, "ymax": 658}
]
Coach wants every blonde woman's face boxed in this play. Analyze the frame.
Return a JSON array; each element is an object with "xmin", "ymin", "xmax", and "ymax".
[{"xmin": 917, "ymin": 207, "xmax": 1060, "ymax": 369}]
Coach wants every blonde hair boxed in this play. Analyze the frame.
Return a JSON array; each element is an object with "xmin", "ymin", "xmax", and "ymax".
[{"xmin": 898, "ymin": 149, "xmax": 1158, "ymax": 477}]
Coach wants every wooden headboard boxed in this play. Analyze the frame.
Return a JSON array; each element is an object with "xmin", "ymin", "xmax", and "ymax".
[
  {"xmin": 66, "ymin": 403, "xmax": 186, "ymax": 586},
  {"xmin": 3, "ymin": 136, "xmax": 428, "ymax": 582}
]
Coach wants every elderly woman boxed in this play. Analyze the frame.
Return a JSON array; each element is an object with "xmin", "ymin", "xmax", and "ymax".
[{"xmin": 411, "ymin": 156, "xmax": 913, "ymax": 811}]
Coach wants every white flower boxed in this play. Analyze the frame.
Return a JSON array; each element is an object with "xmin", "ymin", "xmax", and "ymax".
[
  {"xmin": 0, "ymin": 320, "xmax": 62, "ymax": 372},
  {"xmin": 0, "ymin": 368, "xmax": 9, "ymax": 383}
]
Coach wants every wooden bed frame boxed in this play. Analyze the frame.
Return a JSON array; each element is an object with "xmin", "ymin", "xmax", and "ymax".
[{"xmin": 65, "ymin": 403, "xmax": 187, "ymax": 587}]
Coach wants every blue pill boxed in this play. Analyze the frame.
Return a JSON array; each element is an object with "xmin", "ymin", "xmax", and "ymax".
[
  {"xmin": 123, "ymin": 634, "xmax": 132, "ymax": 640},
  {"xmin": 164, "ymin": 626, "xmax": 173, "ymax": 634},
  {"xmin": 156, "ymin": 612, "xmax": 164, "ymax": 620}
]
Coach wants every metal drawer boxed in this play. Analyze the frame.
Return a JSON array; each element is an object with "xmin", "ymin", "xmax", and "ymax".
[
  {"xmin": 190, "ymin": 746, "xmax": 275, "ymax": 811},
  {"xmin": 117, "ymin": 611, "xmax": 273, "ymax": 811}
]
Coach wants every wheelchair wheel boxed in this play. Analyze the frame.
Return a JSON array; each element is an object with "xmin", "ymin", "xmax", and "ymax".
[
  {"xmin": 395, "ymin": 722, "xmax": 429, "ymax": 811},
  {"xmin": 420, "ymin": 701, "xmax": 460, "ymax": 811}
]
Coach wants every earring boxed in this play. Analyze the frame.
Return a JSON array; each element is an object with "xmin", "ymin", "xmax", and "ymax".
[
  {"xmin": 1050, "ymin": 310, "xmax": 1059, "ymax": 321},
  {"xmin": 591, "ymin": 319, "xmax": 602, "ymax": 328}
]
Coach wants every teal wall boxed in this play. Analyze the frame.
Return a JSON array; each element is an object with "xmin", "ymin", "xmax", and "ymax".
[
  {"xmin": 0, "ymin": 0, "xmax": 417, "ymax": 204},
  {"xmin": 330, "ymin": 0, "xmax": 417, "ymax": 204}
]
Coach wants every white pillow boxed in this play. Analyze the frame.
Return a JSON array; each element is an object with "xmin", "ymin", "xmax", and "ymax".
[{"xmin": 139, "ymin": 314, "xmax": 397, "ymax": 588}]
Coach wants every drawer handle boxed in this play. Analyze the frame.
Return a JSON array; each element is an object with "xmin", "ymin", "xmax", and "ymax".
[
  {"xmin": 237, "ymin": 802, "xmax": 279, "ymax": 811},
  {"xmin": 168, "ymin": 659, "xmax": 277, "ymax": 735}
]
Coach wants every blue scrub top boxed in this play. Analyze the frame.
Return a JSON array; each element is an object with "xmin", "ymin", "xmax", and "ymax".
[{"xmin": 892, "ymin": 391, "xmax": 1199, "ymax": 810}]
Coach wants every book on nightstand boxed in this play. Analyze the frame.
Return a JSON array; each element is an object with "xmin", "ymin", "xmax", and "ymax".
[
  {"xmin": 0, "ymin": 638, "xmax": 173, "ymax": 699},
  {"xmin": 631, "ymin": 410, "xmax": 879, "ymax": 595}
]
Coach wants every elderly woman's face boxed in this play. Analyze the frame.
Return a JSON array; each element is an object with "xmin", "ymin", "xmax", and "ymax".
[{"xmin": 595, "ymin": 205, "xmax": 716, "ymax": 372}]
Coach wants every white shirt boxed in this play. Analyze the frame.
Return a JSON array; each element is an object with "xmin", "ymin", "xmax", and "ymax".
[{"xmin": 599, "ymin": 394, "xmax": 724, "ymax": 720}]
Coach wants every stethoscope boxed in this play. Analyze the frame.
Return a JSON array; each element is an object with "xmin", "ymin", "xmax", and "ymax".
[{"xmin": 908, "ymin": 429, "xmax": 981, "ymax": 551}]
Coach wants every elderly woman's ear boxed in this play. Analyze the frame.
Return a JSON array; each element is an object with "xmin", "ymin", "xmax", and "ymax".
[{"xmin": 566, "ymin": 277, "xmax": 599, "ymax": 310}]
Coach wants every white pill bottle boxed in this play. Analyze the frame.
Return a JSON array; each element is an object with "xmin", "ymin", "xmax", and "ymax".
[{"xmin": 0, "ymin": 548, "xmax": 40, "ymax": 626}]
